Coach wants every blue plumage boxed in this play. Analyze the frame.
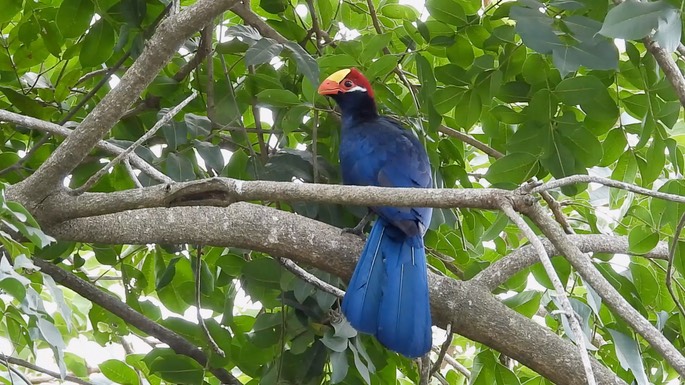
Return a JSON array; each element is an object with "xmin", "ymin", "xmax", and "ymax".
[{"xmin": 318, "ymin": 68, "xmax": 433, "ymax": 357}]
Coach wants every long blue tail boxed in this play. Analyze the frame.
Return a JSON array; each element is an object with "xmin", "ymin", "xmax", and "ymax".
[{"xmin": 342, "ymin": 218, "xmax": 432, "ymax": 357}]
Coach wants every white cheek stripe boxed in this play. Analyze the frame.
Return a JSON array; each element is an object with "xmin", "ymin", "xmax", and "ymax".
[{"xmin": 348, "ymin": 86, "xmax": 367, "ymax": 92}]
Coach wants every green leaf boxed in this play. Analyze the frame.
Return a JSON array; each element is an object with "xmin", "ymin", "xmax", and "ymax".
[
  {"xmin": 607, "ymin": 329, "xmax": 649, "ymax": 385},
  {"xmin": 555, "ymin": 76, "xmax": 618, "ymax": 129},
  {"xmin": 64, "ymin": 353, "xmax": 88, "ymax": 378},
  {"xmin": 243, "ymin": 258, "xmax": 281, "ymax": 284},
  {"xmin": 673, "ymin": 240, "xmax": 685, "ymax": 280},
  {"xmin": 156, "ymin": 256, "xmax": 181, "ymax": 290},
  {"xmin": 652, "ymin": 6, "xmax": 681, "ymax": 53},
  {"xmin": 526, "ymin": 89, "xmax": 557, "ymax": 123},
  {"xmin": 360, "ymin": 34, "xmax": 392, "ymax": 63},
  {"xmin": 80, "ymin": 20, "xmax": 116, "ymax": 68},
  {"xmin": 638, "ymin": 138, "xmax": 665, "ymax": 185},
  {"xmin": 365, "ymin": 56, "xmax": 397, "ymax": 81},
  {"xmin": 0, "ymin": 277, "xmax": 26, "ymax": 302},
  {"xmin": 0, "ymin": 87, "xmax": 50, "ymax": 119},
  {"xmin": 485, "ymin": 152, "xmax": 539, "ymax": 185},
  {"xmin": 380, "ymin": 4, "xmax": 419, "ymax": 20},
  {"xmin": 37, "ymin": 317, "xmax": 65, "ymax": 349},
  {"xmin": 599, "ymin": 0, "xmax": 675, "ymax": 40},
  {"xmin": 415, "ymin": 53, "xmax": 436, "ymax": 97},
  {"xmin": 629, "ymin": 263, "xmax": 659, "ymax": 304},
  {"xmin": 0, "ymin": 0, "xmax": 22, "ymax": 23},
  {"xmin": 551, "ymin": 39, "xmax": 618, "ymax": 76},
  {"xmin": 433, "ymin": 86, "xmax": 465, "ymax": 114},
  {"xmin": 224, "ymin": 25, "xmax": 262, "ymax": 42},
  {"xmin": 510, "ymin": 5, "xmax": 561, "ymax": 54},
  {"xmin": 446, "ymin": 35, "xmax": 474, "ymax": 68},
  {"xmin": 435, "ymin": 64, "xmax": 470, "ymax": 86},
  {"xmin": 260, "ymin": 0, "xmax": 287, "ymax": 14},
  {"xmin": 453, "ymin": 90, "xmax": 481, "ymax": 129},
  {"xmin": 322, "ymin": 329, "xmax": 348, "ymax": 352},
  {"xmin": 611, "ymin": 151, "xmax": 638, "ymax": 186},
  {"xmin": 56, "ymin": 0, "xmax": 94, "ymax": 38},
  {"xmin": 184, "ymin": 113, "xmax": 211, "ymax": 138},
  {"xmin": 194, "ymin": 141, "xmax": 224, "ymax": 173},
  {"xmin": 282, "ymin": 41, "xmax": 320, "ymax": 86},
  {"xmin": 149, "ymin": 355, "xmax": 204, "ymax": 384},
  {"xmin": 502, "ymin": 290, "xmax": 542, "ymax": 318},
  {"xmin": 256, "ymin": 89, "xmax": 300, "ymax": 107},
  {"xmin": 530, "ymin": 255, "xmax": 571, "ymax": 290},
  {"xmin": 555, "ymin": 76, "xmax": 605, "ymax": 105},
  {"xmin": 426, "ymin": 0, "xmax": 467, "ymax": 26},
  {"xmin": 245, "ymin": 38, "xmax": 283, "ymax": 67},
  {"xmin": 559, "ymin": 125, "xmax": 603, "ymax": 167},
  {"xmin": 99, "ymin": 359, "xmax": 138, "ymax": 385},
  {"xmin": 600, "ymin": 128, "xmax": 627, "ymax": 166},
  {"xmin": 540, "ymin": 134, "xmax": 584, "ymax": 195},
  {"xmin": 628, "ymin": 225, "xmax": 659, "ymax": 254},
  {"xmin": 330, "ymin": 351, "xmax": 349, "ymax": 384},
  {"xmin": 165, "ymin": 153, "xmax": 196, "ymax": 182}
]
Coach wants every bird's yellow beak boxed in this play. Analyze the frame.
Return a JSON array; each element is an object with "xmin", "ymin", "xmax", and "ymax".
[{"xmin": 317, "ymin": 68, "xmax": 351, "ymax": 95}]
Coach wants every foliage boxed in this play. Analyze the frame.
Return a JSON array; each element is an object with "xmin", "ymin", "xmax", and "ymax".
[{"xmin": 0, "ymin": 0, "xmax": 684, "ymax": 384}]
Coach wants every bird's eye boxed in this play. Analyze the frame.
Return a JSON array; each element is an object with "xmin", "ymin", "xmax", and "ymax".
[{"xmin": 343, "ymin": 80, "xmax": 353, "ymax": 87}]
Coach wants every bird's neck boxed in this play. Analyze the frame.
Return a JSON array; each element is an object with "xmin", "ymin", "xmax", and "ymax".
[{"xmin": 333, "ymin": 93, "xmax": 379, "ymax": 126}]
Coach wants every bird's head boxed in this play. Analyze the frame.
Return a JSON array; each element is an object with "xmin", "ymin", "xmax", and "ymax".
[{"xmin": 318, "ymin": 68, "xmax": 377, "ymax": 118}]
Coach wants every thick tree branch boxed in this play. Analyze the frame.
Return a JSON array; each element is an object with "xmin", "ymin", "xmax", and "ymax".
[
  {"xmin": 46, "ymin": 178, "xmax": 505, "ymax": 222},
  {"xmin": 522, "ymin": 202, "xmax": 685, "ymax": 376},
  {"xmin": 42, "ymin": 203, "xmax": 626, "ymax": 385},
  {"xmin": 474, "ymin": 234, "xmax": 670, "ymax": 291},
  {"xmin": 0, "ymin": 109, "xmax": 171, "ymax": 184},
  {"xmin": 16, "ymin": 0, "xmax": 240, "ymax": 202},
  {"xmin": 33, "ymin": 259, "xmax": 241, "ymax": 385}
]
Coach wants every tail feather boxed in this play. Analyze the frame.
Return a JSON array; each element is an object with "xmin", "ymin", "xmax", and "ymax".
[
  {"xmin": 342, "ymin": 219, "xmax": 389, "ymax": 334},
  {"xmin": 342, "ymin": 219, "xmax": 432, "ymax": 357},
  {"xmin": 377, "ymin": 235, "xmax": 431, "ymax": 357}
]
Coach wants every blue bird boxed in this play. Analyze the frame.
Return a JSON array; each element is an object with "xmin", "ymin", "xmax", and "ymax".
[{"xmin": 318, "ymin": 68, "xmax": 433, "ymax": 357}]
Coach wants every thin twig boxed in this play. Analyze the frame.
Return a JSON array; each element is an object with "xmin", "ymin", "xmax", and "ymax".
[
  {"xmin": 204, "ymin": 25, "xmax": 216, "ymax": 124},
  {"xmin": 500, "ymin": 202, "xmax": 596, "ymax": 385},
  {"xmin": 311, "ymin": 110, "xmax": 319, "ymax": 182},
  {"xmin": 75, "ymin": 68, "xmax": 116, "ymax": 86},
  {"xmin": 531, "ymin": 175, "xmax": 685, "ymax": 204},
  {"xmin": 540, "ymin": 191, "xmax": 574, "ymax": 234},
  {"xmin": 0, "ymin": 135, "xmax": 52, "ymax": 176},
  {"xmin": 419, "ymin": 355, "xmax": 431, "ymax": 385},
  {"xmin": 438, "ymin": 125, "xmax": 504, "ymax": 159},
  {"xmin": 431, "ymin": 346, "xmax": 470, "ymax": 378},
  {"xmin": 0, "ymin": 109, "xmax": 171, "ymax": 183},
  {"xmin": 305, "ymin": 0, "xmax": 330, "ymax": 47},
  {"xmin": 122, "ymin": 158, "xmax": 143, "ymax": 188},
  {"xmin": 72, "ymin": 91, "xmax": 198, "ymax": 194},
  {"xmin": 248, "ymin": 66, "xmax": 268, "ymax": 163},
  {"xmin": 276, "ymin": 257, "xmax": 345, "ymax": 298},
  {"xmin": 667, "ymin": 212, "xmax": 685, "ymax": 316},
  {"xmin": 0, "ymin": 353, "xmax": 93, "ymax": 385},
  {"xmin": 430, "ymin": 323, "xmax": 453, "ymax": 377},
  {"xmin": 195, "ymin": 246, "xmax": 225, "ymax": 357}
]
